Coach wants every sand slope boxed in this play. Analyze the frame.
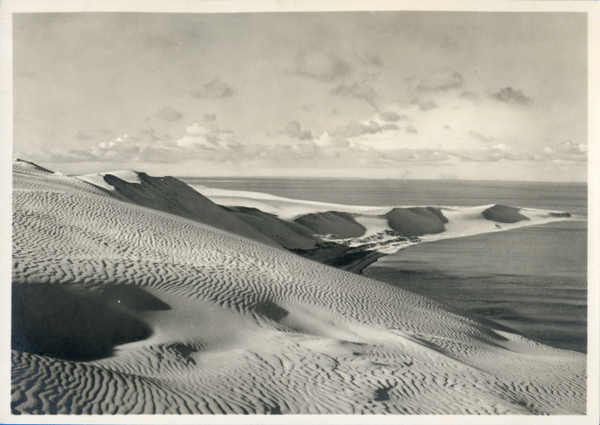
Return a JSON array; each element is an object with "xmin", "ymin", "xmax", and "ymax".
[
  {"xmin": 12, "ymin": 162, "xmax": 585, "ymax": 415},
  {"xmin": 193, "ymin": 184, "xmax": 579, "ymax": 255}
]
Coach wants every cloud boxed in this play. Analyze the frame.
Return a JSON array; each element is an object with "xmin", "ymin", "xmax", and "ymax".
[
  {"xmin": 279, "ymin": 120, "xmax": 313, "ymax": 141},
  {"xmin": 331, "ymin": 82, "xmax": 378, "ymax": 109},
  {"xmin": 73, "ymin": 131, "xmax": 95, "ymax": 141},
  {"xmin": 491, "ymin": 143, "xmax": 512, "ymax": 152},
  {"xmin": 381, "ymin": 124, "xmax": 399, "ymax": 131},
  {"xmin": 293, "ymin": 51, "xmax": 352, "ymax": 82},
  {"xmin": 541, "ymin": 140, "xmax": 587, "ymax": 161},
  {"xmin": 155, "ymin": 106, "xmax": 184, "ymax": 122},
  {"xmin": 140, "ymin": 127, "xmax": 172, "ymax": 142},
  {"xmin": 176, "ymin": 122, "xmax": 238, "ymax": 151},
  {"xmin": 460, "ymin": 91, "xmax": 479, "ymax": 101},
  {"xmin": 411, "ymin": 98, "xmax": 438, "ymax": 111},
  {"xmin": 357, "ymin": 52, "xmax": 384, "ymax": 67},
  {"xmin": 202, "ymin": 113, "xmax": 217, "ymax": 122},
  {"xmin": 469, "ymin": 131, "xmax": 497, "ymax": 143},
  {"xmin": 95, "ymin": 129, "xmax": 114, "ymax": 135},
  {"xmin": 417, "ymin": 68, "xmax": 464, "ymax": 92},
  {"xmin": 18, "ymin": 148, "xmax": 98, "ymax": 164},
  {"xmin": 332, "ymin": 120, "xmax": 381, "ymax": 138},
  {"xmin": 379, "ymin": 111, "xmax": 405, "ymax": 122},
  {"xmin": 491, "ymin": 87, "xmax": 532, "ymax": 104},
  {"xmin": 191, "ymin": 78, "xmax": 236, "ymax": 99},
  {"xmin": 406, "ymin": 125, "xmax": 418, "ymax": 134}
]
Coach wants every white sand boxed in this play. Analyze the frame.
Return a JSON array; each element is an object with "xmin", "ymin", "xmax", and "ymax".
[
  {"xmin": 11, "ymin": 163, "xmax": 586, "ymax": 415},
  {"xmin": 77, "ymin": 171, "xmax": 142, "ymax": 192},
  {"xmin": 194, "ymin": 185, "xmax": 580, "ymax": 254}
]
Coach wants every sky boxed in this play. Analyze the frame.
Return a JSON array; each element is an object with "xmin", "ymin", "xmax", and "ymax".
[{"xmin": 12, "ymin": 11, "xmax": 588, "ymax": 181}]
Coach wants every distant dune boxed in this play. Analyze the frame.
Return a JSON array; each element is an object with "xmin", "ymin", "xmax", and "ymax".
[
  {"xmin": 224, "ymin": 206, "xmax": 318, "ymax": 250},
  {"xmin": 294, "ymin": 211, "xmax": 367, "ymax": 238},
  {"xmin": 384, "ymin": 207, "xmax": 447, "ymax": 237},
  {"xmin": 11, "ymin": 159, "xmax": 585, "ymax": 415},
  {"xmin": 482, "ymin": 204, "xmax": 530, "ymax": 223}
]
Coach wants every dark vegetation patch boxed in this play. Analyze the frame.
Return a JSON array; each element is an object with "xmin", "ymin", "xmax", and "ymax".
[
  {"xmin": 291, "ymin": 242, "xmax": 385, "ymax": 273},
  {"xmin": 549, "ymin": 212, "xmax": 571, "ymax": 218}
]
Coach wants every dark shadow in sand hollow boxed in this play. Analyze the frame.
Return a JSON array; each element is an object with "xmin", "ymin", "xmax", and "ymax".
[
  {"xmin": 94, "ymin": 284, "xmax": 171, "ymax": 312},
  {"xmin": 12, "ymin": 282, "xmax": 153, "ymax": 361}
]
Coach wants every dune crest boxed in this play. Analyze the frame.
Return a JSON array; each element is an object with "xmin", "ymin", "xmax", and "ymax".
[
  {"xmin": 12, "ymin": 162, "xmax": 585, "ymax": 415},
  {"xmin": 192, "ymin": 184, "xmax": 578, "ymax": 262}
]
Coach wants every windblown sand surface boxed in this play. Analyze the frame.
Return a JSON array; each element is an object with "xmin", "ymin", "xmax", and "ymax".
[{"xmin": 12, "ymin": 160, "xmax": 585, "ymax": 415}]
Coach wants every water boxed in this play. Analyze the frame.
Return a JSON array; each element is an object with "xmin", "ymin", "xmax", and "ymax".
[
  {"xmin": 180, "ymin": 177, "xmax": 588, "ymax": 353},
  {"xmin": 181, "ymin": 178, "xmax": 587, "ymax": 216},
  {"xmin": 364, "ymin": 221, "xmax": 587, "ymax": 353}
]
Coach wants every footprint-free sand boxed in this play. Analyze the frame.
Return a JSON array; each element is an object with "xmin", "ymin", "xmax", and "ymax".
[{"xmin": 11, "ymin": 159, "xmax": 586, "ymax": 415}]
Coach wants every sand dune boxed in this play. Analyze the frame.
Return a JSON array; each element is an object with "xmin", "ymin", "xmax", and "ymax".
[
  {"xmin": 193, "ymin": 184, "xmax": 579, "ymax": 260},
  {"xmin": 78, "ymin": 171, "xmax": 281, "ymax": 248},
  {"xmin": 384, "ymin": 207, "xmax": 447, "ymax": 237},
  {"xmin": 11, "ymin": 161, "xmax": 585, "ymax": 415},
  {"xmin": 294, "ymin": 211, "xmax": 367, "ymax": 238},
  {"xmin": 482, "ymin": 204, "xmax": 531, "ymax": 223},
  {"xmin": 224, "ymin": 206, "xmax": 318, "ymax": 250}
]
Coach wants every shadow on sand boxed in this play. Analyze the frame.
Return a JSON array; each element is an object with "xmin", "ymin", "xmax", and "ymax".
[{"xmin": 11, "ymin": 282, "xmax": 162, "ymax": 361}]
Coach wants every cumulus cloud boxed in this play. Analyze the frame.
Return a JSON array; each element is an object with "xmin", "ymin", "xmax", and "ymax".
[
  {"xmin": 176, "ymin": 122, "xmax": 237, "ymax": 151},
  {"xmin": 279, "ymin": 120, "xmax": 313, "ymax": 141},
  {"xmin": 541, "ymin": 140, "xmax": 587, "ymax": 161},
  {"xmin": 491, "ymin": 87, "xmax": 532, "ymax": 104},
  {"xmin": 73, "ymin": 131, "xmax": 95, "ymax": 141},
  {"xmin": 19, "ymin": 148, "xmax": 98, "ymax": 164},
  {"xmin": 332, "ymin": 120, "xmax": 381, "ymax": 138},
  {"xmin": 331, "ymin": 82, "xmax": 378, "ymax": 109},
  {"xmin": 417, "ymin": 68, "xmax": 464, "ymax": 92},
  {"xmin": 155, "ymin": 106, "xmax": 184, "ymax": 122},
  {"xmin": 491, "ymin": 143, "xmax": 512, "ymax": 152},
  {"xmin": 446, "ymin": 147, "xmax": 522, "ymax": 163},
  {"xmin": 411, "ymin": 98, "xmax": 438, "ymax": 111},
  {"xmin": 357, "ymin": 52, "xmax": 384, "ymax": 67},
  {"xmin": 293, "ymin": 51, "xmax": 352, "ymax": 82},
  {"xmin": 469, "ymin": 131, "xmax": 497, "ymax": 143},
  {"xmin": 379, "ymin": 111, "xmax": 405, "ymax": 122},
  {"xmin": 200, "ymin": 115, "xmax": 216, "ymax": 125},
  {"xmin": 406, "ymin": 125, "xmax": 418, "ymax": 134},
  {"xmin": 191, "ymin": 78, "xmax": 236, "ymax": 99},
  {"xmin": 460, "ymin": 91, "xmax": 479, "ymax": 101},
  {"xmin": 95, "ymin": 129, "xmax": 114, "ymax": 135},
  {"xmin": 381, "ymin": 124, "xmax": 399, "ymax": 131}
]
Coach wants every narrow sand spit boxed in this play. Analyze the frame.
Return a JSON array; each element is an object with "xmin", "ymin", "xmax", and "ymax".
[{"xmin": 12, "ymin": 161, "xmax": 585, "ymax": 414}]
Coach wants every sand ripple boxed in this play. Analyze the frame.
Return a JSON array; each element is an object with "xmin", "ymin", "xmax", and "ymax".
[{"xmin": 11, "ymin": 164, "xmax": 586, "ymax": 415}]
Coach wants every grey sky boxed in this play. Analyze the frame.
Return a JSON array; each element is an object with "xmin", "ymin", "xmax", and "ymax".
[{"xmin": 13, "ymin": 11, "xmax": 587, "ymax": 180}]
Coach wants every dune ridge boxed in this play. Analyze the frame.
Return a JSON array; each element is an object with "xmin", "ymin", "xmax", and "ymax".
[
  {"xmin": 192, "ymin": 184, "xmax": 578, "ymax": 265},
  {"xmin": 11, "ymin": 161, "xmax": 585, "ymax": 415}
]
